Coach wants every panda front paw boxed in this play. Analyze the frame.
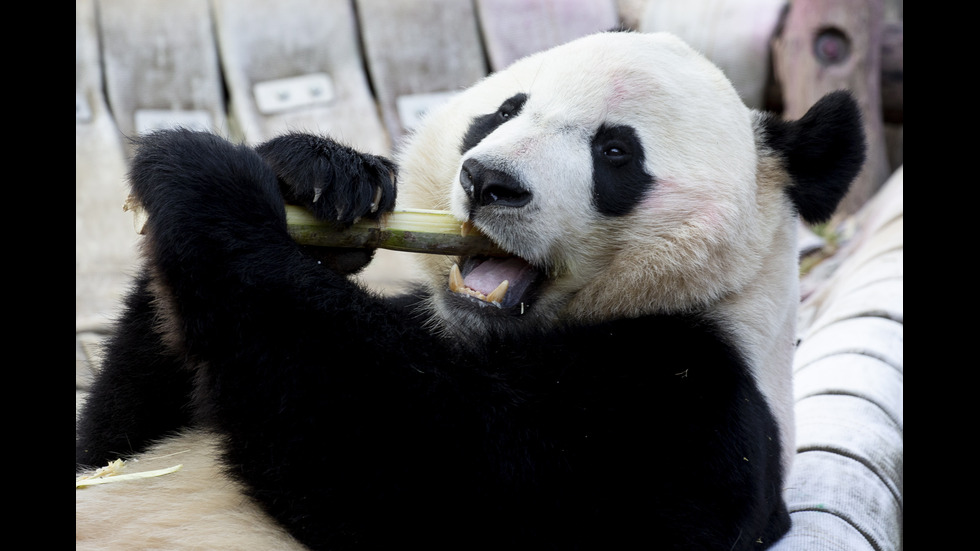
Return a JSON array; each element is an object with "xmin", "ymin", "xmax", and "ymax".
[{"xmin": 256, "ymin": 133, "xmax": 397, "ymax": 227}]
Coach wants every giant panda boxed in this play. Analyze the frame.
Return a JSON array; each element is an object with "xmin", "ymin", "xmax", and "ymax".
[{"xmin": 75, "ymin": 31, "xmax": 865, "ymax": 550}]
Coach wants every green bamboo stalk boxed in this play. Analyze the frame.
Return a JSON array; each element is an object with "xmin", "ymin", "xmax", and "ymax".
[
  {"xmin": 126, "ymin": 197, "xmax": 506, "ymax": 257},
  {"xmin": 286, "ymin": 205, "xmax": 506, "ymax": 256}
]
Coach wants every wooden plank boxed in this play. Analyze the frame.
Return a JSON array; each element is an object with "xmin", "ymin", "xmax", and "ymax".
[
  {"xmin": 794, "ymin": 353, "xmax": 902, "ymax": 428},
  {"xmin": 781, "ymin": 450, "xmax": 902, "ymax": 551},
  {"xmin": 98, "ymin": 0, "xmax": 226, "ymax": 155},
  {"xmin": 769, "ymin": 510, "xmax": 877, "ymax": 551},
  {"xmin": 804, "ymin": 278, "xmax": 903, "ymax": 336},
  {"xmin": 794, "ymin": 395, "xmax": 903, "ymax": 497},
  {"xmin": 356, "ymin": 0, "xmax": 487, "ymax": 146},
  {"xmin": 77, "ymin": 0, "xmax": 140, "ymax": 330},
  {"xmin": 799, "ymin": 167, "xmax": 903, "ymax": 328},
  {"xmin": 786, "ymin": 157, "xmax": 902, "ymax": 549},
  {"xmin": 849, "ymin": 165, "xmax": 904, "ymax": 236},
  {"xmin": 880, "ymin": 20, "xmax": 903, "ymax": 124},
  {"xmin": 801, "ymin": 216, "xmax": 902, "ymax": 330},
  {"xmin": 476, "ymin": 0, "xmax": 619, "ymax": 71},
  {"xmin": 638, "ymin": 0, "xmax": 785, "ymax": 108},
  {"xmin": 835, "ymin": 216, "xmax": 903, "ymax": 280},
  {"xmin": 212, "ymin": 0, "xmax": 389, "ymax": 154},
  {"xmin": 825, "ymin": 249, "xmax": 903, "ymax": 299},
  {"xmin": 794, "ymin": 317, "xmax": 903, "ymax": 374}
]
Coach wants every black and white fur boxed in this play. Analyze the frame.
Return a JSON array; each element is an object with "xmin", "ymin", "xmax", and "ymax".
[{"xmin": 76, "ymin": 32, "xmax": 864, "ymax": 550}]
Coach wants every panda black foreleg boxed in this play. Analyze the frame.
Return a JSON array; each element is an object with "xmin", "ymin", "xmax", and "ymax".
[
  {"xmin": 75, "ymin": 270, "xmax": 195, "ymax": 468},
  {"xmin": 124, "ymin": 129, "xmax": 484, "ymax": 547},
  {"xmin": 127, "ymin": 130, "xmax": 342, "ymax": 355},
  {"xmin": 126, "ymin": 128, "xmax": 409, "ymax": 381}
]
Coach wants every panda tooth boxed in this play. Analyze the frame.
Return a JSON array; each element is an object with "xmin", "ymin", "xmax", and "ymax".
[
  {"xmin": 449, "ymin": 263, "xmax": 464, "ymax": 293},
  {"xmin": 313, "ymin": 186, "xmax": 323, "ymax": 203},
  {"xmin": 448, "ymin": 264, "xmax": 507, "ymax": 305},
  {"xmin": 486, "ymin": 280, "xmax": 509, "ymax": 303}
]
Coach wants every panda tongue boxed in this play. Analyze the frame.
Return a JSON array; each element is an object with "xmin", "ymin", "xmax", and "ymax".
[{"xmin": 464, "ymin": 257, "xmax": 535, "ymax": 303}]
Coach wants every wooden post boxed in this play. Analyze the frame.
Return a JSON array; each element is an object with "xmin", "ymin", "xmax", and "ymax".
[{"xmin": 772, "ymin": 0, "xmax": 891, "ymax": 220}]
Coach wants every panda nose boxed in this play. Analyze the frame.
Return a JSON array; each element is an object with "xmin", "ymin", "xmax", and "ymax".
[{"xmin": 460, "ymin": 158, "xmax": 532, "ymax": 208}]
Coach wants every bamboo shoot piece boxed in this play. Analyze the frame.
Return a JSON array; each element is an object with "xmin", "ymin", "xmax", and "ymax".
[
  {"xmin": 124, "ymin": 196, "xmax": 506, "ymax": 257},
  {"xmin": 285, "ymin": 205, "xmax": 506, "ymax": 256}
]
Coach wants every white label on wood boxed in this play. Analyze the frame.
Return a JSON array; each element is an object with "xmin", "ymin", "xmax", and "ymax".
[
  {"xmin": 396, "ymin": 91, "xmax": 458, "ymax": 131},
  {"xmin": 253, "ymin": 73, "xmax": 336, "ymax": 115},
  {"xmin": 135, "ymin": 110, "xmax": 213, "ymax": 134}
]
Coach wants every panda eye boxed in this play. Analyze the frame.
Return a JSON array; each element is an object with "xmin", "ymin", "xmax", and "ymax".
[
  {"xmin": 590, "ymin": 124, "xmax": 653, "ymax": 217},
  {"xmin": 602, "ymin": 143, "xmax": 632, "ymax": 166},
  {"xmin": 497, "ymin": 101, "xmax": 519, "ymax": 120},
  {"xmin": 460, "ymin": 93, "xmax": 529, "ymax": 154}
]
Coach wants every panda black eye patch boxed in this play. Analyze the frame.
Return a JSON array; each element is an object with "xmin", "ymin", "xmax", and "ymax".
[
  {"xmin": 591, "ymin": 124, "xmax": 654, "ymax": 217},
  {"xmin": 459, "ymin": 93, "xmax": 528, "ymax": 154}
]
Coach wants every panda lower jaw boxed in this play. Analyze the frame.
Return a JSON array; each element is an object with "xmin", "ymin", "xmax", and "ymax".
[{"xmin": 448, "ymin": 255, "xmax": 542, "ymax": 312}]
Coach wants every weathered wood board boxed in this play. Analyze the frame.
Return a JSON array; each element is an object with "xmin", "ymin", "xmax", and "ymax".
[
  {"xmin": 357, "ymin": 0, "xmax": 487, "ymax": 146},
  {"xmin": 97, "ymin": 0, "xmax": 227, "ymax": 155},
  {"xmin": 476, "ymin": 0, "xmax": 619, "ymax": 71},
  {"xmin": 774, "ymin": 167, "xmax": 904, "ymax": 550},
  {"xmin": 212, "ymin": 0, "xmax": 389, "ymax": 155},
  {"xmin": 639, "ymin": 0, "xmax": 785, "ymax": 109},
  {"xmin": 77, "ymin": 0, "xmax": 141, "ymax": 330}
]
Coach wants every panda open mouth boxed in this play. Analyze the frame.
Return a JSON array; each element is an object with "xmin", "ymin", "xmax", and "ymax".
[{"xmin": 449, "ymin": 256, "xmax": 542, "ymax": 311}]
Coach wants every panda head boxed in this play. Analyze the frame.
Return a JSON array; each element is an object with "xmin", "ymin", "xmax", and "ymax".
[{"xmin": 397, "ymin": 31, "xmax": 864, "ymax": 340}]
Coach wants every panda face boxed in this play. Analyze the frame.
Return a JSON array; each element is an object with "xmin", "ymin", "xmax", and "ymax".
[{"xmin": 397, "ymin": 32, "xmax": 791, "ymax": 338}]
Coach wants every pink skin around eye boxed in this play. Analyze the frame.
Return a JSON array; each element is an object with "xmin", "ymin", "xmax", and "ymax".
[
  {"xmin": 640, "ymin": 177, "xmax": 727, "ymax": 230},
  {"xmin": 639, "ymin": 177, "xmax": 674, "ymax": 211}
]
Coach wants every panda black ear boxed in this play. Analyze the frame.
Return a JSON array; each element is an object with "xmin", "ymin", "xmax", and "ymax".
[{"xmin": 761, "ymin": 91, "xmax": 867, "ymax": 224}]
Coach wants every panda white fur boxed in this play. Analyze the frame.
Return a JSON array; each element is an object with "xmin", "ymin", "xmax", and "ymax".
[{"xmin": 76, "ymin": 32, "xmax": 864, "ymax": 550}]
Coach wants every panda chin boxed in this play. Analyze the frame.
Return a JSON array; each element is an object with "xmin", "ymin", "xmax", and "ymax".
[{"xmin": 448, "ymin": 255, "xmax": 542, "ymax": 313}]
